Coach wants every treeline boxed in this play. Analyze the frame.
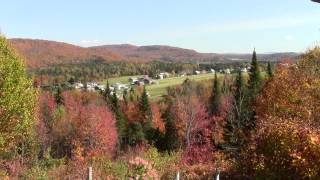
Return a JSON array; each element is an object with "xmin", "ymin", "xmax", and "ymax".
[{"xmin": 30, "ymin": 59, "xmax": 272, "ymax": 85}]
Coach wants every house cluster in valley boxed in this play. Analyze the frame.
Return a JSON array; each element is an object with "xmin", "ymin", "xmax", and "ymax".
[{"xmin": 68, "ymin": 67, "xmax": 250, "ymax": 96}]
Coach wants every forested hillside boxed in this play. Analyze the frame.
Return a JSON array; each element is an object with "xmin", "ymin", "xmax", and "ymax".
[{"xmin": 9, "ymin": 38, "xmax": 299, "ymax": 69}]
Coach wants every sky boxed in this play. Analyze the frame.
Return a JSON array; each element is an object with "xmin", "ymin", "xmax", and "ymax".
[{"xmin": 0, "ymin": 0, "xmax": 320, "ymax": 53}]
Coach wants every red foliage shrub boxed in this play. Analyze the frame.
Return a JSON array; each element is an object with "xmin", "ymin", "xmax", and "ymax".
[{"xmin": 62, "ymin": 92, "xmax": 118, "ymax": 159}]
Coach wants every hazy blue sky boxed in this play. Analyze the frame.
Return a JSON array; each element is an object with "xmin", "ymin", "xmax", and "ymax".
[{"xmin": 1, "ymin": 0, "xmax": 320, "ymax": 53}]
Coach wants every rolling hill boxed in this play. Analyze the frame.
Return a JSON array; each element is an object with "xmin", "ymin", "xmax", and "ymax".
[
  {"xmin": 8, "ymin": 38, "xmax": 300, "ymax": 68},
  {"xmin": 9, "ymin": 39, "xmax": 124, "ymax": 68}
]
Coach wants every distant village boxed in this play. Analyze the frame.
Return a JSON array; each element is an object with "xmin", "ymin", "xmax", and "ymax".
[{"xmin": 69, "ymin": 67, "xmax": 251, "ymax": 95}]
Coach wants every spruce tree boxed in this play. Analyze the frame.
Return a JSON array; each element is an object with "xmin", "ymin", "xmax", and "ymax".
[
  {"xmin": 129, "ymin": 87, "xmax": 135, "ymax": 101},
  {"xmin": 234, "ymin": 71, "xmax": 248, "ymax": 125},
  {"xmin": 246, "ymin": 49, "xmax": 262, "ymax": 130},
  {"xmin": 103, "ymin": 81, "xmax": 111, "ymax": 103},
  {"xmin": 128, "ymin": 122, "xmax": 145, "ymax": 146},
  {"xmin": 123, "ymin": 89, "xmax": 128, "ymax": 105},
  {"xmin": 111, "ymin": 89, "xmax": 127, "ymax": 149},
  {"xmin": 267, "ymin": 61, "xmax": 273, "ymax": 77},
  {"xmin": 248, "ymin": 49, "xmax": 262, "ymax": 99},
  {"xmin": 162, "ymin": 104, "xmax": 179, "ymax": 152},
  {"xmin": 139, "ymin": 86, "xmax": 153, "ymax": 142},
  {"xmin": 111, "ymin": 89, "xmax": 118, "ymax": 111},
  {"xmin": 210, "ymin": 73, "xmax": 222, "ymax": 115},
  {"xmin": 223, "ymin": 71, "xmax": 247, "ymax": 156},
  {"xmin": 55, "ymin": 86, "xmax": 64, "ymax": 106}
]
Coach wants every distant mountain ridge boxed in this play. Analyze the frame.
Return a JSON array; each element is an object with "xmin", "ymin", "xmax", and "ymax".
[
  {"xmin": 8, "ymin": 38, "xmax": 300, "ymax": 68},
  {"xmin": 9, "ymin": 38, "xmax": 124, "ymax": 68},
  {"xmin": 91, "ymin": 44, "xmax": 219, "ymax": 63}
]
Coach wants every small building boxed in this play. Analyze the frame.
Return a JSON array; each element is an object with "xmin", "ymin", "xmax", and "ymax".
[
  {"xmin": 195, "ymin": 70, "xmax": 201, "ymax": 75},
  {"xmin": 224, "ymin": 69, "xmax": 231, "ymax": 74},
  {"xmin": 158, "ymin": 74, "xmax": 164, "ymax": 80},
  {"xmin": 129, "ymin": 77, "xmax": 138, "ymax": 83},
  {"xmin": 96, "ymin": 84, "xmax": 106, "ymax": 91},
  {"xmin": 143, "ymin": 77, "xmax": 154, "ymax": 85},
  {"xmin": 74, "ymin": 82, "xmax": 84, "ymax": 89},
  {"xmin": 201, "ymin": 70, "xmax": 207, "ymax": 74},
  {"xmin": 241, "ymin": 68, "xmax": 248, "ymax": 73},
  {"xmin": 157, "ymin": 72, "xmax": 170, "ymax": 79},
  {"xmin": 210, "ymin": 69, "xmax": 215, "ymax": 73},
  {"xmin": 135, "ymin": 81, "xmax": 145, "ymax": 86},
  {"xmin": 112, "ymin": 83, "xmax": 127, "ymax": 90}
]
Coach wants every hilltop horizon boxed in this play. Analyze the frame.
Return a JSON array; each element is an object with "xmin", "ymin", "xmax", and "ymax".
[{"xmin": 9, "ymin": 37, "xmax": 302, "ymax": 55}]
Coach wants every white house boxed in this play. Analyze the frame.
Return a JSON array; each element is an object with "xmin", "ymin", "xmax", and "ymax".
[
  {"xmin": 74, "ymin": 82, "xmax": 84, "ymax": 89},
  {"xmin": 224, "ymin": 69, "xmax": 231, "ymax": 74},
  {"xmin": 210, "ymin": 69, "xmax": 215, "ymax": 73},
  {"xmin": 241, "ymin": 68, "xmax": 248, "ymax": 73},
  {"xmin": 112, "ymin": 83, "xmax": 127, "ymax": 90},
  {"xmin": 129, "ymin": 77, "xmax": 138, "ymax": 83},
  {"xmin": 97, "ymin": 84, "xmax": 106, "ymax": 91},
  {"xmin": 195, "ymin": 70, "xmax": 201, "ymax": 75},
  {"xmin": 158, "ymin": 74, "xmax": 164, "ymax": 80}
]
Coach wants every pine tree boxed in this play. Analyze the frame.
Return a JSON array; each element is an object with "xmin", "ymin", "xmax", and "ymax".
[
  {"xmin": 162, "ymin": 103, "xmax": 179, "ymax": 152},
  {"xmin": 223, "ymin": 113, "xmax": 237, "ymax": 152},
  {"xmin": 267, "ymin": 61, "xmax": 273, "ymax": 77},
  {"xmin": 111, "ymin": 89, "xmax": 118, "ymax": 111},
  {"xmin": 111, "ymin": 89, "xmax": 127, "ymax": 149},
  {"xmin": 234, "ymin": 71, "xmax": 248, "ymax": 125},
  {"xmin": 223, "ymin": 71, "xmax": 248, "ymax": 156},
  {"xmin": 103, "ymin": 81, "xmax": 111, "ymax": 103},
  {"xmin": 248, "ymin": 49, "xmax": 262, "ymax": 99},
  {"xmin": 139, "ymin": 86, "xmax": 153, "ymax": 142},
  {"xmin": 128, "ymin": 122, "xmax": 145, "ymax": 146},
  {"xmin": 246, "ymin": 49, "xmax": 262, "ymax": 130},
  {"xmin": 129, "ymin": 87, "xmax": 135, "ymax": 101},
  {"xmin": 55, "ymin": 86, "xmax": 64, "ymax": 106},
  {"xmin": 123, "ymin": 89, "xmax": 128, "ymax": 105},
  {"xmin": 210, "ymin": 73, "xmax": 222, "ymax": 115}
]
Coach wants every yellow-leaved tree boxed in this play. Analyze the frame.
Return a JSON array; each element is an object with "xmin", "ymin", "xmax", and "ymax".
[{"xmin": 0, "ymin": 36, "xmax": 37, "ymax": 161}]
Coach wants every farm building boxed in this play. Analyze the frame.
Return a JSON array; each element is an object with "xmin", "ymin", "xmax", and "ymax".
[
  {"xmin": 157, "ymin": 72, "xmax": 170, "ymax": 79},
  {"xmin": 73, "ymin": 82, "xmax": 84, "ymax": 89}
]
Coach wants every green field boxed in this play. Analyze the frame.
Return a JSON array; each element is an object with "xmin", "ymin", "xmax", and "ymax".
[
  {"xmin": 101, "ymin": 75, "xmax": 141, "ymax": 85},
  {"xmin": 101, "ymin": 73, "xmax": 219, "ymax": 99},
  {"xmin": 146, "ymin": 73, "xmax": 219, "ymax": 98},
  {"xmin": 100, "ymin": 73, "xmax": 259, "ymax": 99}
]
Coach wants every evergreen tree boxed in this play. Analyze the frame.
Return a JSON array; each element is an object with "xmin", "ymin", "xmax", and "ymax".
[
  {"xmin": 222, "ymin": 75, "xmax": 232, "ymax": 95},
  {"xmin": 123, "ymin": 89, "xmax": 128, "ymax": 105},
  {"xmin": 223, "ymin": 71, "xmax": 247, "ymax": 156},
  {"xmin": 210, "ymin": 73, "xmax": 222, "ymax": 115},
  {"xmin": 111, "ymin": 89, "xmax": 118, "ymax": 111},
  {"xmin": 139, "ymin": 86, "xmax": 153, "ymax": 142},
  {"xmin": 248, "ymin": 49, "xmax": 262, "ymax": 100},
  {"xmin": 103, "ymin": 80, "xmax": 111, "ymax": 103},
  {"xmin": 55, "ymin": 86, "xmax": 64, "ymax": 106},
  {"xmin": 267, "ymin": 61, "xmax": 273, "ymax": 77},
  {"xmin": 129, "ymin": 87, "xmax": 135, "ymax": 101},
  {"xmin": 161, "ymin": 103, "xmax": 179, "ymax": 152},
  {"xmin": 234, "ymin": 71, "xmax": 248, "ymax": 125},
  {"xmin": 246, "ymin": 49, "xmax": 262, "ymax": 131},
  {"xmin": 111, "ymin": 89, "xmax": 127, "ymax": 149},
  {"xmin": 127, "ymin": 122, "xmax": 145, "ymax": 146}
]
